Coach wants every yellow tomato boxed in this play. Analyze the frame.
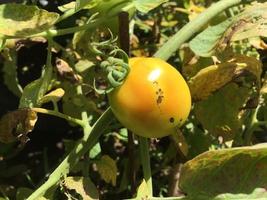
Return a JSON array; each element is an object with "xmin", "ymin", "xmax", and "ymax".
[{"xmin": 108, "ymin": 57, "xmax": 191, "ymax": 138}]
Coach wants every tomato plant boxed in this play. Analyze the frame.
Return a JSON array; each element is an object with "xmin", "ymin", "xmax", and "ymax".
[
  {"xmin": 1, "ymin": 0, "xmax": 267, "ymax": 200},
  {"xmin": 108, "ymin": 57, "xmax": 191, "ymax": 138}
]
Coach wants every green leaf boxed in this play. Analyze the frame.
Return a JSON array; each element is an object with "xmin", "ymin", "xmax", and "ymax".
[
  {"xmin": 95, "ymin": 155, "xmax": 117, "ymax": 186},
  {"xmin": 0, "ymin": 4, "xmax": 59, "ymax": 37},
  {"xmin": 180, "ymin": 46, "xmax": 214, "ymax": 79},
  {"xmin": 189, "ymin": 19, "xmax": 233, "ymax": 57},
  {"xmin": 75, "ymin": 59, "xmax": 94, "ymax": 73},
  {"xmin": 134, "ymin": 0, "xmax": 167, "ymax": 13},
  {"xmin": 189, "ymin": 54, "xmax": 262, "ymax": 101},
  {"xmin": 89, "ymin": 142, "xmax": 101, "ymax": 159},
  {"xmin": 184, "ymin": 125, "xmax": 213, "ymax": 159},
  {"xmin": 62, "ymin": 82, "xmax": 99, "ymax": 121},
  {"xmin": 189, "ymin": 2, "xmax": 267, "ymax": 57},
  {"xmin": 19, "ymin": 66, "xmax": 53, "ymax": 108},
  {"xmin": 2, "ymin": 49, "xmax": 23, "ymax": 97},
  {"xmin": 179, "ymin": 143, "xmax": 267, "ymax": 198},
  {"xmin": 39, "ymin": 88, "xmax": 65, "ymax": 104},
  {"xmin": 75, "ymin": 0, "xmax": 100, "ymax": 11},
  {"xmin": 231, "ymin": 3, "xmax": 267, "ymax": 41},
  {"xmin": 19, "ymin": 79, "xmax": 42, "ymax": 108},
  {"xmin": 63, "ymin": 176, "xmax": 99, "ymax": 200},
  {"xmin": 194, "ymin": 83, "xmax": 250, "ymax": 141}
]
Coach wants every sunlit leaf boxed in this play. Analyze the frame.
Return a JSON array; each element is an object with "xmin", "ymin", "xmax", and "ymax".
[
  {"xmin": 135, "ymin": 179, "xmax": 150, "ymax": 199},
  {"xmin": 0, "ymin": 4, "xmax": 59, "ymax": 37},
  {"xmin": 63, "ymin": 176, "xmax": 99, "ymax": 200},
  {"xmin": 189, "ymin": 2, "xmax": 267, "ymax": 57},
  {"xmin": 89, "ymin": 142, "xmax": 101, "ymax": 159},
  {"xmin": 231, "ymin": 3, "xmax": 267, "ymax": 41},
  {"xmin": 95, "ymin": 155, "xmax": 117, "ymax": 186},
  {"xmin": 189, "ymin": 19, "xmax": 233, "ymax": 57},
  {"xmin": 58, "ymin": 1, "xmax": 76, "ymax": 12},
  {"xmin": 180, "ymin": 143, "xmax": 267, "ymax": 198},
  {"xmin": 39, "ymin": 88, "xmax": 65, "ymax": 104},
  {"xmin": 75, "ymin": 0, "xmax": 100, "ymax": 11},
  {"xmin": 134, "ymin": 0, "xmax": 167, "ymax": 13},
  {"xmin": 189, "ymin": 54, "xmax": 262, "ymax": 101}
]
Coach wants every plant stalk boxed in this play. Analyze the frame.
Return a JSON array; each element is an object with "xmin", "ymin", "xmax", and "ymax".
[
  {"xmin": 26, "ymin": 0, "xmax": 247, "ymax": 198},
  {"xmin": 27, "ymin": 108, "xmax": 114, "ymax": 200},
  {"xmin": 139, "ymin": 137, "xmax": 153, "ymax": 196}
]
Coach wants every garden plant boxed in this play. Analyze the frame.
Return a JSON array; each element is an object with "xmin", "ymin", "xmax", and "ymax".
[{"xmin": 0, "ymin": 0, "xmax": 267, "ymax": 199}]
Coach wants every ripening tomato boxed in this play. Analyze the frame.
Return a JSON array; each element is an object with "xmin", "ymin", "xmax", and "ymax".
[{"xmin": 108, "ymin": 57, "xmax": 191, "ymax": 138}]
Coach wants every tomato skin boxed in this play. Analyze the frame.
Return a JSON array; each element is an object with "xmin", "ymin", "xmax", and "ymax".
[{"xmin": 108, "ymin": 57, "xmax": 191, "ymax": 138}]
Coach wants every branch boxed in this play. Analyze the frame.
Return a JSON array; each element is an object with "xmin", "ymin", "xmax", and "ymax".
[{"xmin": 27, "ymin": 108, "xmax": 114, "ymax": 200}]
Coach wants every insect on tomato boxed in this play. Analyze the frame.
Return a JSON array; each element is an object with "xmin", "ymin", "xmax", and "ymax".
[{"xmin": 108, "ymin": 57, "xmax": 191, "ymax": 138}]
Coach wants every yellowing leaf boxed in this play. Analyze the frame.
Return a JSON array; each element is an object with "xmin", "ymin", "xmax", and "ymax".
[
  {"xmin": 0, "ymin": 109, "xmax": 37, "ymax": 143},
  {"xmin": 187, "ymin": 0, "xmax": 205, "ymax": 21},
  {"xmin": 58, "ymin": 2, "xmax": 76, "ymax": 12},
  {"xmin": 190, "ymin": 2, "xmax": 267, "ymax": 57},
  {"xmin": 95, "ymin": 155, "xmax": 117, "ymax": 186},
  {"xmin": 189, "ymin": 55, "xmax": 262, "ymax": 101},
  {"xmin": 63, "ymin": 176, "xmax": 99, "ymax": 200},
  {"xmin": 39, "ymin": 88, "xmax": 65, "ymax": 104},
  {"xmin": 189, "ymin": 62, "xmax": 236, "ymax": 101},
  {"xmin": 135, "ymin": 179, "xmax": 150, "ymax": 199},
  {"xmin": 180, "ymin": 143, "xmax": 267, "ymax": 197},
  {"xmin": 0, "ymin": 4, "xmax": 59, "ymax": 37}
]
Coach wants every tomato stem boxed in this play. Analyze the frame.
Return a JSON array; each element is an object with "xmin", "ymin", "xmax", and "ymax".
[
  {"xmin": 139, "ymin": 137, "xmax": 153, "ymax": 197},
  {"xmin": 27, "ymin": 108, "xmax": 114, "ymax": 200},
  {"xmin": 31, "ymin": 107, "xmax": 85, "ymax": 127}
]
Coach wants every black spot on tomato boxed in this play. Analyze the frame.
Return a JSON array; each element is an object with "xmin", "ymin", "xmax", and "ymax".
[
  {"xmin": 169, "ymin": 117, "xmax": 175, "ymax": 123},
  {"xmin": 157, "ymin": 95, "xmax": 164, "ymax": 104}
]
